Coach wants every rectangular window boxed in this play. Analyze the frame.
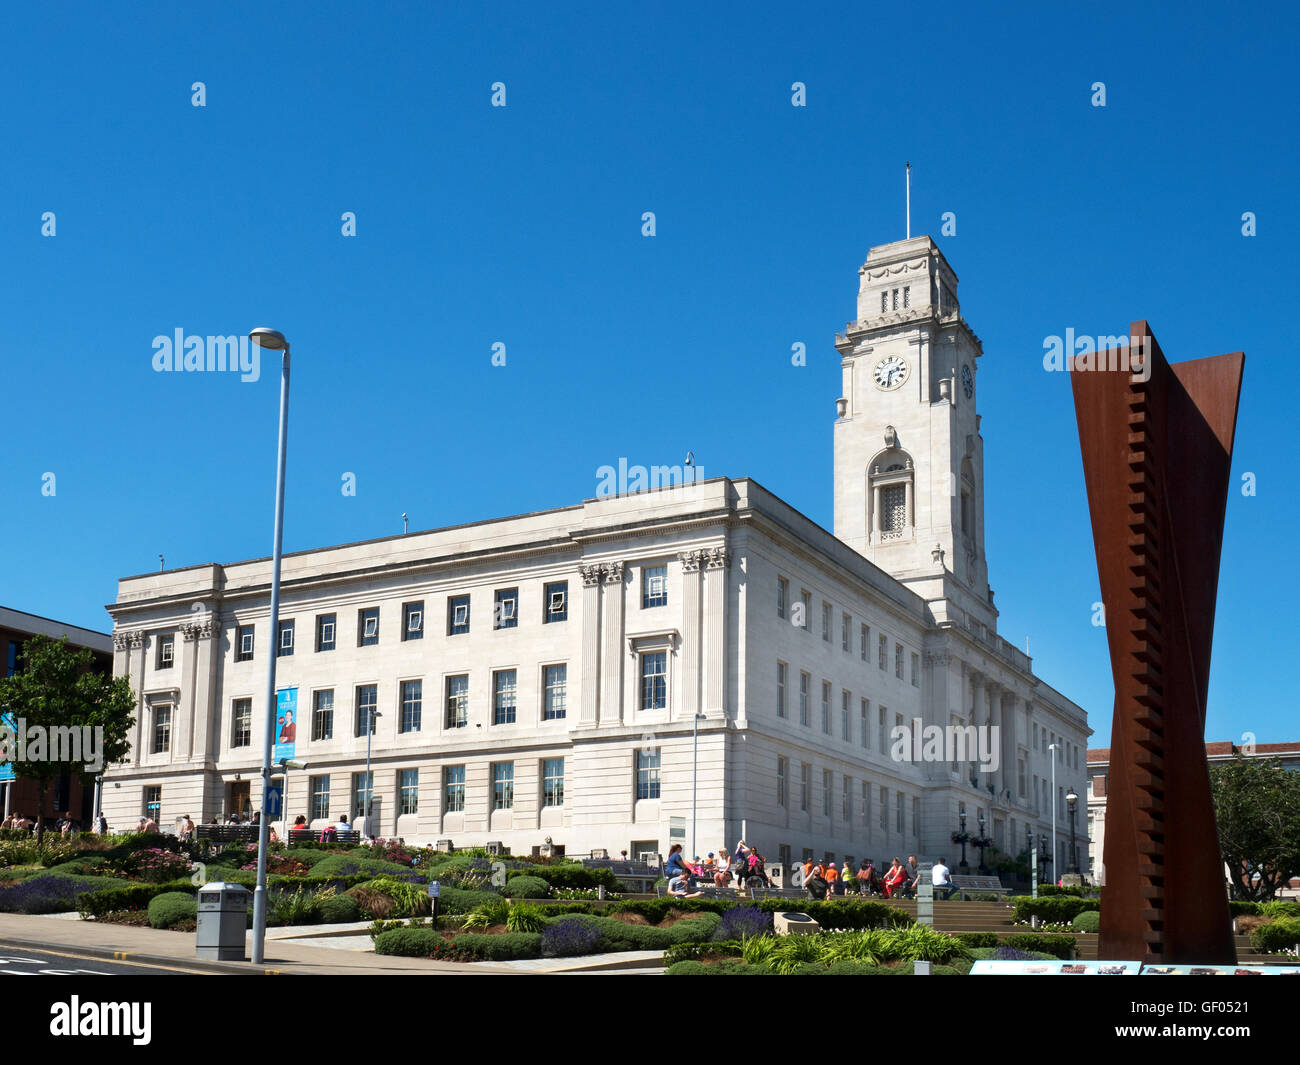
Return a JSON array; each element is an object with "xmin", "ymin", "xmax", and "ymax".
[
  {"xmin": 542, "ymin": 758, "xmax": 565, "ymax": 808},
  {"xmin": 1018, "ymin": 757, "xmax": 1027, "ymax": 797},
  {"xmin": 800, "ymin": 590, "xmax": 812, "ymax": 630},
  {"xmin": 152, "ymin": 705, "xmax": 171, "ymax": 754},
  {"xmin": 358, "ymin": 607, "xmax": 379, "ymax": 647},
  {"xmin": 841, "ymin": 690, "xmax": 850, "ymax": 741},
  {"xmin": 777, "ymin": 757, "xmax": 788, "ymax": 808},
  {"xmin": 911, "ymin": 652, "xmax": 920, "ymax": 687},
  {"xmin": 231, "ymin": 698, "xmax": 252, "ymax": 748},
  {"xmin": 636, "ymin": 749, "xmax": 661, "ymax": 800},
  {"xmin": 821, "ymin": 601, "xmax": 831, "ymax": 642},
  {"xmin": 313, "ymin": 689, "xmax": 335, "ymax": 742},
  {"xmin": 399, "ymin": 679, "xmax": 422, "ymax": 733},
  {"xmin": 903, "ymin": 285, "xmax": 910, "ymax": 308},
  {"xmin": 862, "ymin": 781, "xmax": 870, "ymax": 827},
  {"xmin": 493, "ymin": 669, "xmax": 517, "ymax": 725},
  {"xmin": 445, "ymin": 675, "xmax": 469, "ymax": 729},
  {"xmin": 6, "ymin": 641, "xmax": 21, "ymax": 676},
  {"xmin": 352, "ymin": 772, "xmax": 373, "ymax": 820},
  {"xmin": 494, "ymin": 587, "xmax": 518, "ymax": 629},
  {"xmin": 640, "ymin": 652, "xmax": 667, "ymax": 710},
  {"xmin": 878, "ymin": 706, "xmax": 887, "ymax": 752},
  {"xmin": 144, "ymin": 785, "xmax": 161, "ymax": 821},
  {"xmin": 841, "ymin": 612, "xmax": 851, "ymax": 652},
  {"xmin": 777, "ymin": 577, "xmax": 788, "ymax": 619},
  {"xmin": 1033, "ymin": 722, "xmax": 1038, "ymax": 748},
  {"xmin": 821, "ymin": 681, "xmax": 831, "ymax": 733},
  {"xmin": 799, "ymin": 672, "xmax": 810, "ymax": 726},
  {"xmin": 444, "ymin": 765, "xmax": 466, "ymax": 812},
  {"xmin": 543, "ymin": 664, "xmax": 567, "ymax": 720},
  {"xmin": 278, "ymin": 619, "xmax": 295, "ymax": 657},
  {"xmin": 878, "ymin": 634, "xmax": 887, "ymax": 670},
  {"xmin": 544, "ymin": 581, "xmax": 568, "ymax": 623},
  {"xmin": 881, "ymin": 291, "xmax": 888, "ymax": 313},
  {"xmin": 823, "ymin": 769, "xmax": 832, "ymax": 817},
  {"xmin": 402, "ymin": 601, "xmax": 424, "ymax": 641},
  {"xmin": 492, "ymin": 763, "xmax": 515, "ymax": 810},
  {"xmin": 913, "ymin": 796, "xmax": 920, "ymax": 837},
  {"xmin": 309, "ymin": 775, "xmax": 330, "ymax": 821},
  {"xmin": 354, "ymin": 685, "xmax": 375, "ymax": 738},
  {"xmin": 316, "ymin": 613, "xmax": 336, "ymax": 653},
  {"xmin": 896, "ymin": 790, "xmax": 905, "ymax": 832},
  {"xmin": 236, "ymin": 625, "xmax": 255, "ymax": 662},
  {"xmin": 642, "ymin": 564, "xmax": 668, "ymax": 608},
  {"xmin": 800, "ymin": 763, "xmax": 810, "ymax": 812},
  {"xmin": 895, "ymin": 642, "xmax": 904, "ymax": 679},
  {"xmin": 880, "ymin": 786, "xmax": 889, "ymax": 832},
  {"xmin": 157, "ymin": 634, "xmax": 174, "ymax": 670},
  {"xmin": 843, "ymin": 777, "xmax": 851, "ymax": 821},
  {"xmin": 399, "ymin": 768, "xmax": 419, "ymax": 815},
  {"xmin": 777, "ymin": 662, "xmax": 787, "ymax": 719},
  {"xmin": 860, "ymin": 623, "xmax": 869, "ymax": 661},
  {"xmin": 860, "ymin": 698, "xmax": 869, "ymax": 749},
  {"xmin": 448, "ymin": 594, "xmax": 470, "ymax": 636}
]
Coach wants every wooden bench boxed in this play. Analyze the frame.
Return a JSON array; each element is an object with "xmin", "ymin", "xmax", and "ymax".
[
  {"xmin": 583, "ymin": 858, "xmax": 661, "ymax": 893},
  {"xmin": 948, "ymin": 874, "xmax": 1011, "ymax": 899},
  {"xmin": 290, "ymin": 828, "xmax": 360, "ymax": 845}
]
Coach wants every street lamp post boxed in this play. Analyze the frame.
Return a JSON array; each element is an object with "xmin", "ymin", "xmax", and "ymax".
[
  {"xmin": 1066, "ymin": 788, "xmax": 1079, "ymax": 875},
  {"xmin": 1040, "ymin": 833, "xmax": 1052, "ymax": 884},
  {"xmin": 249, "ymin": 328, "xmax": 291, "ymax": 967},
  {"xmin": 1048, "ymin": 742, "xmax": 1060, "ymax": 883},
  {"xmin": 365, "ymin": 709, "xmax": 382, "ymax": 839},
  {"xmin": 691, "ymin": 712, "xmax": 706, "ymax": 859},
  {"xmin": 279, "ymin": 758, "xmax": 306, "ymax": 839}
]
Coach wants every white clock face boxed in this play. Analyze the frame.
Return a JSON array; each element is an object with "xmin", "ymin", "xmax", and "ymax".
[
  {"xmin": 962, "ymin": 364, "xmax": 973, "ymax": 398},
  {"xmin": 873, "ymin": 354, "xmax": 909, "ymax": 390}
]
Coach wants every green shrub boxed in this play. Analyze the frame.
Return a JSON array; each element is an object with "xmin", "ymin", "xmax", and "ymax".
[
  {"xmin": 1262, "ymin": 900, "xmax": 1300, "ymax": 921},
  {"xmin": 310, "ymin": 854, "xmax": 417, "ymax": 880},
  {"xmin": 508, "ymin": 865, "xmax": 621, "ymax": 892},
  {"xmin": 1039, "ymin": 885, "xmax": 1102, "ymax": 898},
  {"xmin": 1250, "ymin": 917, "xmax": 1300, "ymax": 954},
  {"xmin": 1002, "ymin": 933, "xmax": 1076, "ymax": 959},
  {"xmin": 463, "ymin": 898, "xmax": 511, "ymax": 930},
  {"xmin": 280, "ymin": 848, "xmax": 331, "ymax": 868},
  {"xmin": 1229, "ymin": 901, "xmax": 1263, "ymax": 917},
  {"xmin": 374, "ymin": 928, "xmax": 452, "ymax": 959},
  {"xmin": 667, "ymin": 913, "xmax": 723, "ymax": 944},
  {"xmin": 430, "ymin": 886, "xmax": 501, "ymax": 915},
  {"xmin": 666, "ymin": 960, "xmax": 776, "ymax": 975},
  {"xmin": 148, "ymin": 891, "xmax": 198, "ymax": 929},
  {"xmin": 607, "ymin": 898, "xmax": 729, "ymax": 922},
  {"xmin": 954, "ymin": 932, "xmax": 999, "ymax": 949},
  {"xmin": 76, "ymin": 879, "xmax": 198, "ymax": 919},
  {"xmin": 449, "ymin": 932, "xmax": 544, "ymax": 960},
  {"xmin": 756, "ymin": 898, "xmax": 914, "ymax": 930},
  {"xmin": 1071, "ymin": 911, "xmax": 1101, "ymax": 933},
  {"xmin": 1011, "ymin": 897, "xmax": 1097, "ymax": 924},
  {"xmin": 362, "ymin": 876, "xmax": 430, "ymax": 917},
  {"xmin": 502, "ymin": 875, "xmax": 550, "ymax": 899},
  {"xmin": 506, "ymin": 903, "xmax": 548, "ymax": 933},
  {"xmin": 270, "ymin": 887, "xmax": 324, "ymax": 925},
  {"xmin": 663, "ymin": 940, "xmax": 744, "ymax": 966},
  {"xmin": 318, "ymin": 892, "xmax": 361, "ymax": 924}
]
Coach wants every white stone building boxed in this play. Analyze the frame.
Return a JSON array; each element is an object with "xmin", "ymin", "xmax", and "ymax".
[{"xmin": 102, "ymin": 235, "xmax": 1090, "ymax": 871}]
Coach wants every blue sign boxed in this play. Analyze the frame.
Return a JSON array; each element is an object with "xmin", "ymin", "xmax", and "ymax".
[
  {"xmin": 0, "ymin": 712, "xmax": 15, "ymax": 782},
  {"xmin": 265, "ymin": 785, "xmax": 283, "ymax": 817},
  {"xmin": 274, "ymin": 688, "xmax": 297, "ymax": 763}
]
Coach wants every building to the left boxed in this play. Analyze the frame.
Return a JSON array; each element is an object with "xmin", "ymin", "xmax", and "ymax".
[{"xmin": 0, "ymin": 606, "xmax": 114, "ymax": 826}]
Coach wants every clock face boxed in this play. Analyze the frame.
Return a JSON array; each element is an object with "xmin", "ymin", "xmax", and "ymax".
[
  {"xmin": 873, "ymin": 354, "xmax": 909, "ymax": 390},
  {"xmin": 962, "ymin": 364, "xmax": 973, "ymax": 398}
]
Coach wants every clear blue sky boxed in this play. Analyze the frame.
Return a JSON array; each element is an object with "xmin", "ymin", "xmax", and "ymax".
[{"xmin": 1, "ymin": 2, "xmax": 1294, "ymax": 748}]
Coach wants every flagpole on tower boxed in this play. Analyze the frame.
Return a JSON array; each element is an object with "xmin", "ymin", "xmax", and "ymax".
[{"xmin": 906, "ymin": 162, "xmax": 911, "ymax": 239}]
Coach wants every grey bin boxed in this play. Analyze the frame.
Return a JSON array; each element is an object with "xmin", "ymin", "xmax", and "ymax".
[{"xmin": 196, "ymin": 882, "xmax": 250, "ymax": 961}]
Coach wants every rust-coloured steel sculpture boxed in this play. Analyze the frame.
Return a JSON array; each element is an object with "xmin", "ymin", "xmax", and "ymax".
[{"xmin": 1072, "ymin": 321, "xmax": 1243, "ymax": 963}]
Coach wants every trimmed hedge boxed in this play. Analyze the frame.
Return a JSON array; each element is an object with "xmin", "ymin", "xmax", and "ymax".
[
  {"xmin": 1071, "ymin": 911, "xmax": 1101, "ymax": 933},
  {"xmin": 954, "ymin": 932, "xmax": 999, "ymax": 949},
  {"xmin": 756, "ymin": 898, "xmax": 913, "ymax": 930},
  {"xmin": 1250, "ymin": 917, "xmax": 1300, "ymax": 954},
  {"xmin": 664, "ymin": 940, "xmax": 744, "ymax": 966},
  {"xmin": 667, "ymin": 959, "xmax": 961, "ymax": 976},
  {"xmin": 148, "ymin": 891, "xmax": 198, "ymax": 929},
  {"xmin": 308, "ymin": 855, "xmax": 417, "ymax": 880},
  {"xmin": 1038, "ymin": 885, "xmax": 1102, "ymax": 898},
  {"xmin": 77, "ymin": 879, "xmax": 198, "ymax": 918},
  {"xmin": 1001, "ymin": 933, "xmax": 1077, "ymax": 959},
  {"xmin": 507, "ymin": 865, "xmax": 621, "ymax": 892},
  {"xmin": 537, "ymin": 911, "xmax": 721, "ymax": 951},
  {"xmin": 0, "ymin": 873, "xmax": 132, "ymax": 914},
  {"xmin": 449, "ymin": 932, "xmax": 544, "ymax": 960},
  {"xmin": 502, "ymin": 876, "xmax": 551, "ymax": 899},
  {"xmin": 319, "ymin": 893, "xmax": 361, "ymax": 924},
  {"xmin": 375, "ymin": 928, "xmax": 453, "ymax": 959},
  {"xmin": 429, "ymin": 886, "xmax": 502, "ymax": 915},
  {"xmin": 1011, "ymin": 897, "xmax": 1098, "ymax": 924}
]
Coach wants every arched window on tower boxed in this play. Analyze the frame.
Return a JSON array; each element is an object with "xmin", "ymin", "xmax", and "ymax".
[
  {"xmin": 960, "ymin": 457, "xmax": 976, "ymax": 538},
  {"xmin": 869, "ymin": 448, "xmax": 915, "ymax": 543}
]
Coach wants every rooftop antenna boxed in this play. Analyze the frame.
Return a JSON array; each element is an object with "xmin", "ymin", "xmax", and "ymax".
[
  {"xmin": 905, "ymin": 162, "xmax": 911, "ymax": 239},
  {"xmin": 685, "ymin": 451, "xmax": 695, "ymax": 483},
  {"xmin": 402, "ymin": 512, "xmax": 408, "ymax": 534},
  {"xmin": 158, "ymin": 554, "xmax": 165, "ymax": 572}
]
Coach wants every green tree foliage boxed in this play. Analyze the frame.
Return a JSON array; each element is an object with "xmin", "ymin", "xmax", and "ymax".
[
  {"xmin": 1210, "ymin": 755, "xmax": 1300, "ymax": 902},
  {"xmin": 0, "ymin": 635, "xmax": 136, "ymax": 843}
]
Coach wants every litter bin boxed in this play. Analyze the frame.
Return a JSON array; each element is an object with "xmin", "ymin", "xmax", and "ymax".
[{"xmin": 196, "ymin": 882, "xmax": 250, "ymax": 961}]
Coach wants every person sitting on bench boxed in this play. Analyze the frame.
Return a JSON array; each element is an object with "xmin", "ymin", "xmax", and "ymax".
[{"xmin": 931, "ymin": 857, "xmax": 954, "ymax": 901}]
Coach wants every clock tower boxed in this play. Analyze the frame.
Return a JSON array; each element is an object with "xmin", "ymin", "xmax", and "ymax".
[{"xmin": 833, "ymin": 235, "xmax": 995, "ymax": 628}]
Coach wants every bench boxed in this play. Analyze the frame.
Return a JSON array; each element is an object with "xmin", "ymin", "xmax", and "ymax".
[
  {"xmin": 290, "ymin": 828, "xmax": 360, "ymax": 845},
  {"xmin": 582, "ymin": 858, "xmax": 661, "ymax": 893},
  {"xmin": 197, "ymin": 825, "xmax": 260, "ymax": 843},
  {"xmin": 948, "ymin": 874, "xmax": 1011, "ymax": 899}
]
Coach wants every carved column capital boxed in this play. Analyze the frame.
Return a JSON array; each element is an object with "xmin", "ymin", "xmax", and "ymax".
[
  {"xmin": 113, "ymin": 632, "xmax": 130, "ymax": 651},
  {"xmin": 127, "ymin": 631, "xmax": 145, "ymax": 650},
  {"xmin": 678, "ymin": 550, "xmax": 704, "ymax": 573},
  {"xmin": 705, "ymin": 547, "xmax": 730, "ymax": 570},
  {"xmin": 579, "ymin": 564, "xmax": 605, "ymax": 587},
  {"xmin": 603, "ymin": 560, "xmax": 625, "ymax": 585},
  {"xmin": 182, "ymin": 623, "xmax": 202, "ymax": 642}
]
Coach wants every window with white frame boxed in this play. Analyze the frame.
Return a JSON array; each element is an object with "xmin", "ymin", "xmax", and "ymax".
[
  {"xmin": 448, "ymin": 595, "xmax": 470, "ymax": 636},
  {"xmin": 777, "ymin": 577, "xmax": 788, "ymax": 619},
  {"xmin": 777, "ymin": 662, "xmax": 787, "ymax": 718},
  {"xmin": 309, "ymin": 775, "xmax": 330, "ymax": 821},
  {"xmin": 878, "ymin": 634, "xmax": 887, "ymax": 670},
  {"xmin": 841, "ymin": 612, "xmax": 850, "ymax": 652},
  {"xmin": 841, "ymin": 689, "xmax": 850, "ymax": 741},
  {"xmin": 400, "ymin": 679, "xmax": 422, "ymax": 733},
  {"xmin": 821, "ymin": 601, "xmax": 831, "ymax": 642},
  {"xmin": 800, "ymin": 763, "xmax": 810, "ymax": 812},
  {"xmin": 777, "ymin": 756, "xmax": 787, "ymax": 807},
  {"xmin": 800, "ymin": 590, "xmax": 811, "ymax": 630},
  {"xmin": 896, "ymin": 790, "xmax": 905, "ymax": 833},
  {"xmin": 152, "ymin": 705, "xmax": 171, "ymax": 754},
  {"xmin": 860, "ymin": 623, "xmax": 869, "ymax": 661},
  {"xmin": 278, "ymin": 619, "xmax": 295, "ymax": 657},
  {"xmin": 640, "ymin": 652, "xmax": 667, "ymax": 710},
  {"xmin": 823, "ymin": 769, "xmax": 832, "ymax": 817},
  {"xmin": 316, "ymin": 613, "xmax": 336, "ymax": 652},
  {"xmin": 399, "ymin": 769, "xmax": 419, "ymax": 815},
  {"xmin": 911, "ymin": 652, "xmax": 919, "ymax": 687},
  {"xmin": 843, "ymin": 776, "xmax": 851, "ymax": 821},
  {"xmin": 636, "ymin": 749, "xmax": 660, "ymax": 799},
  {"xmin": 544, "ymin": 581, "xmax": 568, "ymax": 623},
  {"xmin": 862, "ymin": 781, "xmax": 870, "ymax": 827},
  {"xmin": 493, "ymin": 669, "xmax": 517, "ymax": 725},
  {"xmin": 313, "ymin": 688, "xmax": 335, "ymax": 741},
  {"xmin": 543, "ymin": 664, "xmax": 567, "ymax": 720},
  {"xmin": 352, "ymin": 771, "xmax": 373, "ymax": 820},
  {"xmin": 236, "ymin": 625, "xmax": 255, "ymax": 662},
  {"xmin": 642, "ymin": 564, "xmax": 668, "ymax": 608},
  {"xmin": 494, "ymin": 587, "xmax": 518, "ymax": 629},
  {"xmin": 402, "ymin": 601, "xmax": 424, "ymax": 641},
  {"xmin": 445, "ymin": 675, "xmax": 469, "ymax": 728},
  {"xmin": 358, "ymin": 607, "xmax": 379, "ymax": 647},
  {"xmin": 444, "ymin": 765, "xmax": 466, "ymax": 812},
  {"xmin": 542, "ymin": 758, "xmax": 564, "ymax": 807},
  {"xmin": 821, "ymin": 681, "xmax": 831, "ymax": 733},
  {"xmin": 157, "ymin": 634, "xmax": 174, "ymax": 670},
  {"xmin": 879, "ymin": 706, "xmax": 887, "ymax": 751},
  {"xmin": 895, "ymin": 642, "xmax": 904, "ymax": 679},
  {"xmin": 799, "ymin": 672, "xmax": 810, "ymax": 726},
  {"xmin": 492, "ymin": 762, "xmax": 515, "ymax": 810},
  {"xmin": 231, "ymin": 699, "xmax": 252, "ymax": 748},
  {"xmin": 861, "ymin": 698, "xmax": 869, "ymax": 749},
  {"xmin": 354, "ymin": 685, "xmax": 376, "ymax": 738},
  {"xmin": 880, "ymin": 786, "xmax": 889, "ymax": 832}
]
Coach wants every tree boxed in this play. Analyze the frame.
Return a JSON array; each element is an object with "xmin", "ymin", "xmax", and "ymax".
[
  {"xmin": 0, "ymin": 635, "xmax": 135, "ymax": 844},
  {"xmin": 1210, "ymin": 755, "xmax": 1300, "ymax": 901}
]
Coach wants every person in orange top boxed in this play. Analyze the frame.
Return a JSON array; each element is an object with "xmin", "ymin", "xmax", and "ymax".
[
  {"xmin": 823, "ymin": 859, "xmax": 840, "ymax": 895},
  {"xmin": 882, "ymin": 856, "xmax": 908, "ymax": 898}
]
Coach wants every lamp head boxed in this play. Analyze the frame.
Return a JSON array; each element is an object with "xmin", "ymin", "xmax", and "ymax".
[{"xmin": 249, "ymin": 328, "xmax": 289, "ymax": 351}]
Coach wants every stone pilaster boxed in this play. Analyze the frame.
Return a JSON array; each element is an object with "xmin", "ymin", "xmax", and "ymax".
[
  {"xmin": 578, "ymin": 565, "xmax": 603, "ymax": 727},
  {"xmin": 702, "ymin": 547, "xmax": 729, "ymax": 718},
  {"xmin": 600, "ymin": 562, "xmax": 625, "ymax": 726},
  {"xmin": 677, "ymin": 551, "xmax": 704, "ymax": 723}
]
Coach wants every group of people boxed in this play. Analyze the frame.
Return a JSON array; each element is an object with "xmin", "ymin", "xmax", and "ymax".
[
  {"xmin": 800, "ymin": 854, "xmax": 955, "ymax": 901},
  {"xmin": 1, "ymin": 810, "xmax": 93, "ymax": 837},
  {"xmin": 664, "ymin": 841, "xmax": 771, "ymax": 897}
]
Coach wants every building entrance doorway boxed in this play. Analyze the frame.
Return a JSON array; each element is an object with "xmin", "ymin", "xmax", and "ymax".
[{"xmin": 227, "ymin": 781, "xmax": 251, "ymax": 820}]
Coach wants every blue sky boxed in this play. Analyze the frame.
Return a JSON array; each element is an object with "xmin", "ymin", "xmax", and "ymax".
[{"xmin": 1, "ymin": 2, "xmax": 1294, "ymax": 748}]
